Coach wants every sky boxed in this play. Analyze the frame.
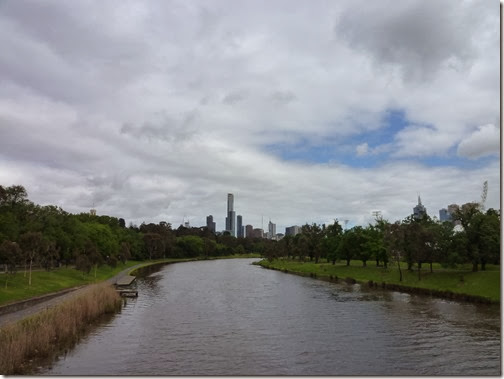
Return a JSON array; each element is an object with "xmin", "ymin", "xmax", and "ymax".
[{"xmin": 0, "ymin": 0, "xmax": 500, "ymax": 233}]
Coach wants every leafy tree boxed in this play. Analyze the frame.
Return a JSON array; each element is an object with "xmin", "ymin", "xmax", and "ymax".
[
  {"xmin": 144, "ymin": 233, "xmax": 164, "ymax": 260},
  {"xmin": 0, "ymin": 240, "xmax": 21, "ymax": 288},
  {"xmin": 176, "ymin": 235, "xmax": 204, "ymax": 258},
  {"xmin": 19, "ymin": 232, "xmax": 45, "ymax": 286},
  {"xmin": 301, "ymin": 223, "xmax": 324, "ymax": 263}
]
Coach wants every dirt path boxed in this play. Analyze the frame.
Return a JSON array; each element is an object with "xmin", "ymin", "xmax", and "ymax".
[{"xmin": 0, "ymin": 263, "xmax": 146, "ymax": 329}]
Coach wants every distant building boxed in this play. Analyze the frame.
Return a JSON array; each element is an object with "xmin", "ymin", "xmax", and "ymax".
[
  {"xmin": 245, "ymin": 224, "xmax": 253, "ymax": 238},
  {"xmin": 275, "ymin": 233, "xmax": 284, "ymax": 240},
  {"xmin": 439, "ymin": 208, "xmax": 451, "ymax": 222},
  {"xmin": 440, "ymin": 204, "xmax": 461, "ymax": 225},
  {"xmin": 237, "ymin": 215, "xmax": 244, "ymax": 238},
  {"xmin": 90, "ymin": 209, "xmax": 96, "ymax": 216},
  {"xmin": 225, "ymin": 193, "xmax": 236, "ymax": 236},
  {"xmin": 413, "ymin": 196, "xmax": 427, "ymax": 219},
  {"xmin": 268, "ymin": 220, "xmax": 276, "ymax": 240},
  {"xmin": 285, "ymin": 225, "xmax": 301, "ymax": 236},
  {"xmin": 206, "ymin": 215, "xmax": 216, "ymax": 233},
  {"xmin": 252, "ymin": 228, "xmax": 264, "ymax": 238}
]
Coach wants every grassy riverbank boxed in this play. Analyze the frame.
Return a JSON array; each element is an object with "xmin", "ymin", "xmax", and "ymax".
[
  {"xmin": 258, "ymin": 259, "xmax": 500, "ymax": 303},
  {"xmin": 0, "ymin": 283, "xmax": 122, "ymax": 374},
  {"xmin": 0, "ymin": 261, "xmax": 141, "ymax": 306},
  {"xmin": 1, "ymin": 254, "xmax": 262, "ymax": 306}
]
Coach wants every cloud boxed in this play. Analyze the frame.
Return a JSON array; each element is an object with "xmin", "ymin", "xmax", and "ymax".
[
  {"xmin": 356, "ymin": 143, "xmax": 369, "ymax": 156},
  {"xmin": 457, "ymin": 124, "xmax": 500, "ymax": 159},
  {"xmin": 0, "ymin": 0, "xmax": 499, "ymax": 233},
  {"xmin": 335, "ymin": 0, "xmax": 489, "ymax": 82}
]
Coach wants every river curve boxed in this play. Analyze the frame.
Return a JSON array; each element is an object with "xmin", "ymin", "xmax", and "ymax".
[{"xmin": 42, "ymin": 258, "xmax": 500, "ymax": 375}]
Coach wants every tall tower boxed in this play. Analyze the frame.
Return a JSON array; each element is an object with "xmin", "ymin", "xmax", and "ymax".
[
  {"xmin": 413, "ymin": 195, "xmax": 427, "ymax": 219},
  {"xmin": 206, "ymin": 215, "xmax": 216, "ymax": 233},
  {"xmin": 237, "ymin": 215, "xmax": 243, "ymax": 238},
  {"xmin": 225, "ymin": 193, "xmax": 236, "ymax": 236}
]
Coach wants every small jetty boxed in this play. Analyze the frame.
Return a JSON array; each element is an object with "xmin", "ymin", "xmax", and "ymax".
[{"xmin": 114, "ymin": 275, "xmax": 138, "ymax": 297}]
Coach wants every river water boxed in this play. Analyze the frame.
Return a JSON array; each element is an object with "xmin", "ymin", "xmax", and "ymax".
[{"xmin": 43, "ymin": 258, "xmax": 500, "ymax": 375}]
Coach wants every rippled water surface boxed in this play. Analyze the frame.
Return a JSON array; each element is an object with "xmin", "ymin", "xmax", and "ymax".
[{"xmin": 43, "ymin": 259, "xmax": 500, "ymax": 375}]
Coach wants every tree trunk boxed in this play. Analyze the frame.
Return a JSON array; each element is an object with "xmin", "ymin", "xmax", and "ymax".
[
  {"xmin": 376, "ymin": 259, "xmax": 379, "ymax": 267},
  {"xmin": 94, "ymin": 264, "xmax": 97, "ymax": 278},
  {"xmin": 29, "ymin": 258, "xmax": 33, "ymax": 286},
  {"xmin": 430, "ymin": 262, "xmax": 433, "ymax": 273},
  {"xmin": 346, "ymin": 259, "xmax": 350, "ymax": 266},
  {"xmin": 472, "ymin": 262, "xmax": 478, "ymax": 272},
  {"xmin": 315, "ymin": 256, "xmax": 319, "ymax": 264},
  {"xmin": 481, "ymin": 261, "xmax": 486, "ymax": 271},
  {"xmin": 332, "ymin": 259, "xmax": 336, "ymax": 265},
  {"xmin": 417, "ymin": 262, "xmax": 421, "ymax": 281},
  {"xmin": 397, "ymin": 260, "xmax": 402, "ymax": 282},
  {"xmin": 407, "ymin": 261, "xmax": 413, "ymax": 271},
  {"xmin": 362, "ymin": 260, "xmax": 367, "ymax": 267}
]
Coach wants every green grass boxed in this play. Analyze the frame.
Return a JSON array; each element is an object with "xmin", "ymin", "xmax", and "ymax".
[
  {"xmin": 258, "ymin": 259, "xmax": 500, "ymax": 302},
  {"xmin": 0, "ymin": 261, "xmax": 141, "ymax": 306}
]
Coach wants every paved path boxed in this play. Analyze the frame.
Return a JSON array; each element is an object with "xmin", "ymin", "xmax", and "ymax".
[{"xmin": 0, "ymin": 263, "xmax": 146, "ymax": 329}]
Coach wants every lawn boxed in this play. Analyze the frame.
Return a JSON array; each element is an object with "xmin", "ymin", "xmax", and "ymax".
[{"xmin": 258, "ymin": 259, "xmax": 500, "ymax": 302}]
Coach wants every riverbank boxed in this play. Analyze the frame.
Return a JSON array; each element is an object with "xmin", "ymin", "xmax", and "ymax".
[
  {"xmin": 0, "ymin": 283, "xmax": 122, "ymax": 375},
  {"xmin": 257, "ymin": 259, "xmax": 500, "ymax": 303},
  {"xmin": 0, "ymin": 254, "xmax": 262, "ymax": 307},
  {"xmin": 0, "ymin": 261, "xmax": 142, "ymax": 307}
]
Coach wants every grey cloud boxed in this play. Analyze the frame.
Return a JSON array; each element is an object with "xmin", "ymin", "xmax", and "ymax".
[
  {"xmin": 335, "ymin": 0, "xmax": 488, "ymax": 81},
  {"xmin": 271, "ymin": 90, "xmax": 296, "ymax": 105},
  {"xmin": 120, "ymin": 111, "xmax": 200, "ymax": 142},
  {"xmin": 222, "ymin": 90, "xmax": 248, "ymax": 104}
]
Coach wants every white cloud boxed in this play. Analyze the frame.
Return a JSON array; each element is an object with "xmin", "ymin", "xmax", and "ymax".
[
  {"xmin": 356, "ymin": 143, "xmax": 369, "ymax": 156},
  {"xmin": 0, "ymin": 0, "xmax": 499, "ymax": 232},
  {"xmin": 457, "ymin": 124, "xmax": 500, "ymax": 159}
]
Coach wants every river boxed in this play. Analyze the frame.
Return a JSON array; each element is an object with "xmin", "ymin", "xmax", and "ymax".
[{"xmin": 42, "ymin": 258, "xmax": 500, "ymax": 375}]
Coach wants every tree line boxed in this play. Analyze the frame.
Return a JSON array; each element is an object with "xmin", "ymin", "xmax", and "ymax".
[
  {"xmin": 263, "ymin": 203, "xmax": 500, "ymax": 280},
  {"xmin": 0, "ymin": 185, "xmax": 264, "ymax": 286}
]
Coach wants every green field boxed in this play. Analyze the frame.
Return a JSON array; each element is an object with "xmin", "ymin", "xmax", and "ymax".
[
  {"xmin": 258, "ymin": 259, "xmax": 500, "ymax": 302},
  {"xmin": 0, "ymin": 261, "xmax": 142, "ymax": 306}
]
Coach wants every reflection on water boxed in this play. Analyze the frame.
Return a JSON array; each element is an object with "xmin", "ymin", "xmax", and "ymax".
[{"xmin": 43, "ymin": 259, "xmax": 500, "ymax": 376}]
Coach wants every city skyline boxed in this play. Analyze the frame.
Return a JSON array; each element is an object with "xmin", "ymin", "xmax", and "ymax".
[{"xmin": 0, "ymin": 1, "xmax": 499, "ymax": 233}]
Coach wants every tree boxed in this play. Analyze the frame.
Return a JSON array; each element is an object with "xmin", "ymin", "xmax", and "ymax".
[
  {"xmin": 0, "ymin": 240, "xmax": 21, "ymax": 288},
  {"xmin": 325, "ymin": 220, "xmax": 343, "ymax": 264},
  {"xmin": 337, "ymin": 229, "xmax": 361, "ymax": 266},
  {"xmin": 176, "ymin": 235, "xmax": 203, "ymax": 258},
  {"xmin": 19, "ymin": 232, "xmax": 45, "ymax": 286},
  {"xmin": 84, "ymin": 240, "xmax": 103, "ymax": 279},
  {"xmin": 301, "ymin": 223, "xmax": 324, "ymax": 263},
  {"xmin": 144, "ymin": 233, "xmax": 164, "ymax": 260},
  {"xmin": 384, "ymin": 222, "xmax": 404, "ymax": 281},
  {"xmin": 118, "ymin": 242, "xmax": 131, "ymax": 264}
]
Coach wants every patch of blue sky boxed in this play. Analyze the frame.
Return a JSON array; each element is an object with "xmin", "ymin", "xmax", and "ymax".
[{"xmin": 265, "ymin": 108, "xmax": 498, "ymax": 168}]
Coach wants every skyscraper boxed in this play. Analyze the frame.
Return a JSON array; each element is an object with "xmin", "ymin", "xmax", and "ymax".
[
  {"xmin": 225, "ymin": 193, "xmax": 236, "ymax": 236},
  {"xmin": 413, "ymin": 196, "xmax": 427, "ymax": 219},
  {"xmin": 268, "ymin": 220, "xmax": 276, "ymax": 240},
  {"xmin": 237, "ymin": 215, "xmax": 244, "ymax": 238},
  {"xmin": 206, "ymin": 215, "xmax": 216, "ymax": 233},
  {"xmin": 245, "ymin": 224, "xmax": 253, "ymax": 238}
]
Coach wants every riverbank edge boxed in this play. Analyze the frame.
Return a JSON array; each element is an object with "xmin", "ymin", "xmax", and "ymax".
[
  {"xmin": 256, "ymin": 260, "xmax": 498, "ymax": 304},
  {"xmin": 0, "ymin": 283, "xmax": 122, "ymax": 375}
]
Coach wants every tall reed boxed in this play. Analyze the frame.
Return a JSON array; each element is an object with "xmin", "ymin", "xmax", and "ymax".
[{"xmin": 0, "ymin": 283, "xmax": 122, "ymax": 374}]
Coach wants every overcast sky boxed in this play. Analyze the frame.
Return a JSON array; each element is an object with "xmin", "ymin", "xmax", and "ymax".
[{"xmin": 0, "ymin": 0, "xmax": 500, "ymax": 233}]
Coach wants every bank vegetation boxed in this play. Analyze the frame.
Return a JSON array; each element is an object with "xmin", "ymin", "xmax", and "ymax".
[{"xmin": 0, "ymin": 283, "xmax": 121, "ymax": 374}]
